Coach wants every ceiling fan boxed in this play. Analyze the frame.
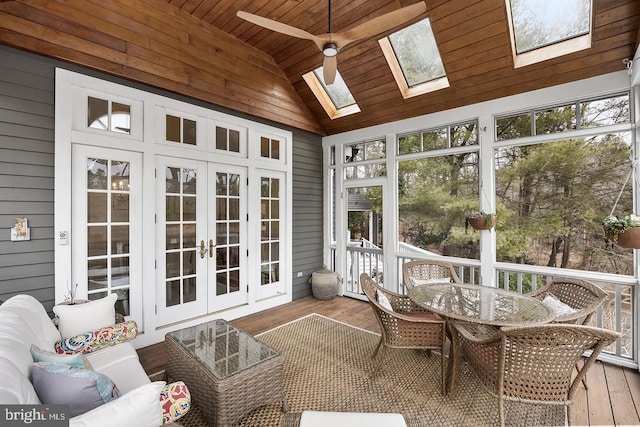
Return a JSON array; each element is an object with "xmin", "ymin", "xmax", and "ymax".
[{"xmin": 237, "ymin": 1, "xmax": 427, "ymax": 85}]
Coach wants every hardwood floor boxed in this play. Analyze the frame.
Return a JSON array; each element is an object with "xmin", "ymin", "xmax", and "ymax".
[{"xmin": 137, "ymin": 296, "xmax": 640, "ymax": 426}]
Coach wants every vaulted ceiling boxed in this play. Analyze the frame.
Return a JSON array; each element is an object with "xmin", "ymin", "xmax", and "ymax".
[
  {"xmin": 168, "ymin": 0, "xmax": 640, "ymax": 135},
  {"xmin": 0, "ymin": 0, "xmax": 638, "ymax": 136}
]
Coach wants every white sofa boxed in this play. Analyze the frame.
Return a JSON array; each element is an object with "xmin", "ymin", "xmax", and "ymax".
[{"xmin": 0, "ymin": 294, "xmax": 167, "ymax": 427}]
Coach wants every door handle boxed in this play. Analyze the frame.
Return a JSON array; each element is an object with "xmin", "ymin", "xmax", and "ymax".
[
  {"xmin": 209, "ymin": 239, "xmax": 214, "ymax": 257},
  {"xmin": 200, "ymin": 240, "xmax": 208, "ymax": 259}
]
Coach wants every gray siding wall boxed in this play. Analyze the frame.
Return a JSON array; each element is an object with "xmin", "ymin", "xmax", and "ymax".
[
  {"xmin": 0, "ymin": 45, "xmax": 322, "ymax": 308},
  {"xmin": 0, "ymin": 47, "xmax": 56, "ymax": 311}
]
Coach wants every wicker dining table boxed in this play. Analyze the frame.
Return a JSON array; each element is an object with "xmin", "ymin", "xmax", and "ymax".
[
  {"xmin": 408, "ymin": 283, "xmax": 555, "ymax": 393},
  {"xmin": 165, "ymin": 319, "xmax": 289, "ymax": 426}
]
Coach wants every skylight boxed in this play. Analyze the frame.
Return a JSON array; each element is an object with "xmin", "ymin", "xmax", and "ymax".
[
  {"xmin": 302, "ymin": 68, "xmax": 360, "ymax": 119},
  {"xmin": 379, "ymin": 18, "xmax": 449, "ymax": 99},
  {"xmin": 506, "ymin": 0, "xmax": 592, "ymax": 68}
]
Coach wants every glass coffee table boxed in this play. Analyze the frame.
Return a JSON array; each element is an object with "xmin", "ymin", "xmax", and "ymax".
[{"xmin": 165, "ymin": 319, "xmax": 288, "ymax": 426}]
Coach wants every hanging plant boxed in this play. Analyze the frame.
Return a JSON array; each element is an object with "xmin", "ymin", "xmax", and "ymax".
[
  {"xmin": 602, "ymin": 214, "xmax": 640, "ymax": 249},
  {"xmin": 465, "ymin": 211, "xmax": 496, "ymax": 232}
]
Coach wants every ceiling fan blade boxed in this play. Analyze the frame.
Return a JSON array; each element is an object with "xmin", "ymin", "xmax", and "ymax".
[
  {"xmin": 323, "ymin": 56, "xmax": 338, "ymax": 85},
  {"xmin": 332, "ymin": 1, "xmax": 426, "ymax": 48},
  {"xmin": 237, "ymin": 11, "xmax": 325, "ymax": 51}
]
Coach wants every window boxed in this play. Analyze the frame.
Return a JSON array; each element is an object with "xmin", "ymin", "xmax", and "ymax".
[
  {"xmin": 398, "ymin": 120, "xmax": 479, "ymax": 155},
  {"xmin": 494, "ymin": 94, "xmax": 633, "ymax": 275},
  {"xmin": 496, "ymin": 94, "xmax": 630, "ymax": 140},
  {"xmin": 344, "ymin": 139, "xmax": 386, "ymax": 180},
  {"xmin": 88, "ymin": 97, "xmax": 131, "ymax": 134},
  {"xmin": 379, "ymin": 18, "xmax": 449, "ymax": 99},
  {"xmin": 166, "ymin": 114, "xmax": 196, "ymax": 145},
  {"xmin": 302, "ymin": 68, "xmax": 360, "ymax": 119},
  {"xmin": 506, "ymin": 0, "xmax": 592, "ymax": 68},
  {"xmin": 260, "ymin": 136, "xmax": 280, "ymax": 160},
  {"xmin": 395, "ymin": 122, "xmax": 480, "ymax": 259}
]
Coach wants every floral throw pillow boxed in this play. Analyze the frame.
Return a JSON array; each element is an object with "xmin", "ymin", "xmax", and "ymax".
[
  {"xmin": 55, "ymin": 320, "xmax": 138, "ymax": 355},
  {"xmin": 160, "ymin": 381, "xmax": 191, "ymax": 424}
]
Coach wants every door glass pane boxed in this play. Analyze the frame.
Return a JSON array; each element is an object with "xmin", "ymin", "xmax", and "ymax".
[
  {"xmin": 87, "ymin": 158, "xmax": 108, "ymax": 190},
  {"xmin": 88, "ymin": 259, "xmax": 108, "ymax": 290},
  {"xmin": 183, "ymin": 197, "xmax": 196, "ymax": 221},
  {"xmin": 166, "ymin": 252, "xmax": 180, "ymax": 278},
  {"xmin": 111, "ymin": 194, "xmax": 129, "ymax": 222},
  {"xmin": 166, "ymin": 224, "xmax": 180, "ymax": 249},
  {"xmin": 217, "ymin": 223, "xmax": 228, "ymax": 245},
  {"xmin": 166, "ymin": 168, "xmax": 180, "ymax": 193},
  {"xmin": 216, "ymin": 272, "xmax": 227, "ymax": 296},
  {"xmin": 229, "ymin": 199, "xmax": 239, "ymax": 220},
  {"xmin": 183, "ymin": 250, "xmax": 196, "ymax": 276},
  {"xmin": 261, "ymin": 137, "xmax": 269, "ymax": 157},
  {"xmin": 88, "ymin": 226, "xmax": 107, "ymax": 256},
  {"xmin": 88, "ymin": 193, "xmax": 107, "ymax": 223},
  {"xmin": 229, "ymin": 247, "xmax": 239, "ymax": 268},
  {"xmin": 217, "ymin": 198, "xmax": 227, "ymax": 220},
  {"xmin": 229, "ymin": 270, "xmax": 239, "ymax": 292},
  {"xmin": 111, "ymin": 225, "xmax": 129, "ymax": 254},
  {"xmin": 183, "ymin": 224, "xmax": 196, "ymax": 248},
  {"xmin": 216, "ymin": 247, "xmax": 227, "ymax": 269},
  {"xmin": 166, "ymin": 280, "xmax": 180, "ymax": 306},
  {"xmin": 183, "ymin": 169, "xmax": 197, "ymax": 194},
  {"xmin": 184, "ymin": 278, "xmax": 196, "ymax": 302},
  {"xmin": 166, "ymin": 196, "xmax": 180, "ymax": 221}
]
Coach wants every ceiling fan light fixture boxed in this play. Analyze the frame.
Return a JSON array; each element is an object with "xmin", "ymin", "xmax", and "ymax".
[{"xmin": 322, "ymin": 42, "xmax": 339, "ymax": 57}]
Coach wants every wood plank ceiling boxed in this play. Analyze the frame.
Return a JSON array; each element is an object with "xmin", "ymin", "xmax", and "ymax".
[
  {"xmin": 0, "ymin": 1, "xmax": 637, "ymax": 136},
  {"xmin": 167, "ymin": 0, "xmax": 640, "ymax": 135}
]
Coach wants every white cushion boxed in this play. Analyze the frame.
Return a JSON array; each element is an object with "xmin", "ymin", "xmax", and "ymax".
[
  {"xmin": 412, "ymin": 278, "xmax": 451, "ymax": 285},
  {"xmin": 377, "ymin": 291, "xmax": 393, "ymax": 311},
  {"xmin": 54, "ymin": 294, "xmax": 117, "ymax": 339},
  {"xmin": 69, "ymin": 381, "xmax": 165, "ymax": 427},
  {"xmin": 543, "ymin": 293, "xmax": 577, "ymax": 317},
  {"xmin": 300, "ymin": 411, "xmax": 407, "ymax": 427},
  {"xmin": 0, "ymin": 357, "xmax": 40, "ymax": 404},
  {"xmin": 86, "ymin": 343, "xmax": 151, "ymax": 394}
]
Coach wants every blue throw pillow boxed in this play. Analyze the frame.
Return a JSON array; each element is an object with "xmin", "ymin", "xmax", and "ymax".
[
  {"xmin": 31, "ymin": 362, "xmax": 120, "ymax": 417},
  {"xmin": 30, "ymin": 344, "xmax": 92, "ymax": 369}
]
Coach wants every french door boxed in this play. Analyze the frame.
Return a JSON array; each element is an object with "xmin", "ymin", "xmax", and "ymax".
[{"xmin": 156, "ymin": 156, "xmax": 247, "ymax": 325}]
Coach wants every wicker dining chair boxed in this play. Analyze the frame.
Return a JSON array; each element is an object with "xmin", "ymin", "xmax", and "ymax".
[
  {"xmin": 360, "ymin": 273, "xmax": 448, "ymax": 395},
  {"xmin": 529, "ymin": 278, "xmax": 608, "ymax": 325},
  {"xmin": 529, "ymin": 278, "xmax": 609, "ymax": 389},
  {"xmin": 449, "ymin": 321, "xmax": 620, "ymax": 427},
  {"xmin": 402, "ymin": 259, "xmax": 461, "ymax": 291}
]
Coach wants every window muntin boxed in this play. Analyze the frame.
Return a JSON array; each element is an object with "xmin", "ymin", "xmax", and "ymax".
[
  {"xmin": 302, "ymin": 68, "xmax": 360, "ymax": 119},
  {"xmin": 496, "ymin": 93, "xmax": 630, "ymax": 141},
  {"xmin": 380, "ymin": 18, "xmax": 449, "ymax": 99},
  {"xmin": 398, "ymin": 121, "xmax": 479, "ymax": 155},
  {"xmin": 506, "ymin": 0, "xmax": 592, "ymax": 67}
]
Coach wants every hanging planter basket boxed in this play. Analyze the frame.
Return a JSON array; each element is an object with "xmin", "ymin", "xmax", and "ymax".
[
  {"xmin": 611, "ymin": 227, "xmax": 640, "ymax": 249},
  {"xmin": 466, "ymin": 215, "xmax": 496, "ymax": 231}
]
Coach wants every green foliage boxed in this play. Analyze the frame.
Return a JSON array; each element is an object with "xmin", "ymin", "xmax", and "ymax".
[{"xmin": 602, "ymin": 214, "xmax": 640, "ymax": 242}]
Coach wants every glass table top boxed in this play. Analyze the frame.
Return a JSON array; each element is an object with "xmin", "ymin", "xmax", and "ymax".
[
  {"xmin": 168, "ymin": 319, "xmax": 279, "ymax": 380},
  {"xmin": 408, "ymin": 283, "xmax": 555, "ymax": 326}
]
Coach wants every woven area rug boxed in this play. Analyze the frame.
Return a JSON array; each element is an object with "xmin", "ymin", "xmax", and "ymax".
[{"xmin": 165, "ymin": 314, "xmax": 565, "ymax": 427}]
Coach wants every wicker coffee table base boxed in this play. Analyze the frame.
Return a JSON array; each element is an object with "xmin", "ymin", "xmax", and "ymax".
[{"xmin": 165, "ymin": 333, "xmax": 289, "ymax": 427}]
